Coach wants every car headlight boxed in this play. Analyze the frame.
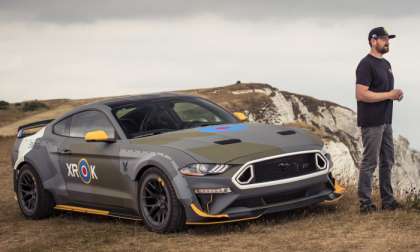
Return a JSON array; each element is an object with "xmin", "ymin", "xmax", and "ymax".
[{"xmin": 179, "ymin": 164, "xmax": 230, "ymax": 176}]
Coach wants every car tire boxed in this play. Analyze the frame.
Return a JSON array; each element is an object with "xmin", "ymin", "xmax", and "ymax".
[
  {"xmin": 16, "ymin": 164, "xmax": 54, "ymax": 219},
  {"xmin": 138, "ymin": 167, "xmax": 186, "ymax": 233}
]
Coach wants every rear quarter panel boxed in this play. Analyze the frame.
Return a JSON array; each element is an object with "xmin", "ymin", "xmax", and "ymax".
[{"xmin": 12, "ymin": 126, "xmax": 65, "ymax": 200}]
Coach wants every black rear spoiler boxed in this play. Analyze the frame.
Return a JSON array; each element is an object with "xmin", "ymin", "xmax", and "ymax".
[{"xmin": 17, "ymin": 119, "xmax": 54, "ymax": 138}]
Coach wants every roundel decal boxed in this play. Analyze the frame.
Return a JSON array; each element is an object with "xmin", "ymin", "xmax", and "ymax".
[
  {"xmin": 78, "ymin": 159, "xmax": 92, "ymax": 184},
  {"xmin": 197, "ymin": 123, "xmax": 248, "ymax": 133}
]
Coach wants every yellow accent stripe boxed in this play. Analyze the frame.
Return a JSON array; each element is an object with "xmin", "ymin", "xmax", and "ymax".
[
  {"xmin": 54, "ymin": 204, "xmax": 110, "ymax": 216},
  {"xmin": 108, "ymin": 214, "xmax": 143, "ymax": 221},
  {"xmin": 320, "ymin": 193, "xmax": 344, "ymax": 206},
  {"xmin": 157, "ymin": 177, "xmax": 165, "ymax": 187},
  {"xmin": 190, "ymin": 203, "xmax": 229, "ymax": 218},
  {"xmin": 186, "ymin": 214, "xmax": 262, "ymax": 225},
  {"xmin": 319, "ymin": 180, "xmax": 346, "ymax": 206}
]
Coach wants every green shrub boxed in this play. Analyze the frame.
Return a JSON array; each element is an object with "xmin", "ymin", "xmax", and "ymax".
[
  {"xmin": 21, "ymin": 101, "xmax": 48, "ymax": 112},
  {"xmin": 0, "ymin": 100, "xmax": 9, "ymax": 110}
]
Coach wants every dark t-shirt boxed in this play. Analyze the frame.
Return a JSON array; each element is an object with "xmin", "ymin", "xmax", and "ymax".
[{"xmin": 355, "ymin": 54, "xmax": 394, "ymax": 127}]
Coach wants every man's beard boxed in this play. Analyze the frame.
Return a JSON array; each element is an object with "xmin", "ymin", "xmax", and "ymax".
[{"xmin": 377, "ymin": 44, "xmax": 389, "ymax": 54}]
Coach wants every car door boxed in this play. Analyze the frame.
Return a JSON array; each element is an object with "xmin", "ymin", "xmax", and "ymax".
[{"xmin": 57, "ymin": 110, "xmax": 132, "ymax": 209}]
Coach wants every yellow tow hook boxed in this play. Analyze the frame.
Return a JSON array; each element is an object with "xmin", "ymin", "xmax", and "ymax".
[
  {"xmin": 321, "ymin": 180, "xmax": 345, "ymax": 206},
  {"xmin": 334, "ymin": 181, "xmax": 346, "ymax": 194}
]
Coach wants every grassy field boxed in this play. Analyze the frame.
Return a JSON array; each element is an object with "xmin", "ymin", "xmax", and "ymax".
[{"xmin": 0, "ymin": 136, "xmax": 419, "ymax": 252}]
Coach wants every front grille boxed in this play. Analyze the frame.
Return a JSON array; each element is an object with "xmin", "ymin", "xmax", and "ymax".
[{"xmin": 253, "ymin": 153, "xmax": 319, "ymax": 183}]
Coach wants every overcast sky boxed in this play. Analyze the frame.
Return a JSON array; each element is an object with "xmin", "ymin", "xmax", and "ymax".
[{"xmin": 0, "ymin": 0, "xmax": 419, "ymax": 149}]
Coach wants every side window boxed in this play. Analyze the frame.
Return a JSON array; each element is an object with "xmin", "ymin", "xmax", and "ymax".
[
  {"xmin": 69, "ymin": 111, "xmax": 115, "ymax": 138},
  {"xmin": 113, "ymin": 105, "xmax": 154, "ymax": 137},
  {"xmin": 53, "ymin": 117, "xmax": 71, "ymax": 136},
  {"xmin": 142, "ymin": 106, "xmax": 177, "ymax": 132}
]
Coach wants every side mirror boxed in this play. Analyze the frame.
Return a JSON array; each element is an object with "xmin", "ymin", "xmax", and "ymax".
[
  {"xmin": 233, "ymin": 112, "xmax": 248, "ymax": 122},
  {"xmin": 84, "ymin": 130, "xmax": 115, "ymax": 143}
]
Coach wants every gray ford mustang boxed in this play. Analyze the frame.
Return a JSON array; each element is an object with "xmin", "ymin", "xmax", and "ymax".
[{"xmin": 12, "ymin": 93, "xmax": 343, "ymax": 232}]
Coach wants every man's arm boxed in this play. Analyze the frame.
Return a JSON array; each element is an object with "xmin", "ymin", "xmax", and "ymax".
[{"xmin": 356, "ymin": 84, "xmax": 403, "ymax": 103}]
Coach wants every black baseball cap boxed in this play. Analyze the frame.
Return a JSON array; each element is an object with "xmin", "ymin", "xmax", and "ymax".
[{"xmin": 368, "ymin": 27, "xmax": 396, "ymax": 40}]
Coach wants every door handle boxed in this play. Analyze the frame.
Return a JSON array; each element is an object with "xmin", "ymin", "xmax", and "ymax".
[{"xmin": 58, "ymin": 148, "xmax": 72, "ymax": 155}]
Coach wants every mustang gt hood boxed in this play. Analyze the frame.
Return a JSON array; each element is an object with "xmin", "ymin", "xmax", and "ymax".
[{"xmin": 130, "ymin": 123, "xmax": 323, "ymax": 164}]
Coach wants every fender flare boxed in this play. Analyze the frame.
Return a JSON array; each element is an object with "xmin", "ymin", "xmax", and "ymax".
[
  {"xmin": 131, "ymin": 157, "xmax": 194, "ymax": 206},
  {"xmin": 13, "ymin": 160, "xmax": 39, "ymax": 192}
]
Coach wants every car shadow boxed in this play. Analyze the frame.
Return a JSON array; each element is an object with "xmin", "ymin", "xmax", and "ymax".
[
  {"xmin": 50, "ymin": 203, "xmax": 340, "ymax": 235},
  {"xmin": 187, "ymin": 204, "xmax": 340, "ymax": 234}
]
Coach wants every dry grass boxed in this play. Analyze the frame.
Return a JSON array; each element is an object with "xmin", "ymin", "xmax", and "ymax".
[{"xmin": 0, "ymin": 137, "xmax": 419, "ymax": 252}]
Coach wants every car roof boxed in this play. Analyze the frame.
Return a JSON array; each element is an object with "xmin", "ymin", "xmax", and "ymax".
[{"xmin": 88, "ymin": 92, "xmax": 199, "ymax": 108}]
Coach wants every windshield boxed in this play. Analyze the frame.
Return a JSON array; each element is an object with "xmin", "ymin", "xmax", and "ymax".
[{"xmin": 112, "ymin": 97, "xmax": 238, "ymax": 139}]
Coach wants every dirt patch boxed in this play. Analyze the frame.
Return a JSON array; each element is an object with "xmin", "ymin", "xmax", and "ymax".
[{"xmin": 0, "ymin": 138, "xmax": 419, "ymax": 252}]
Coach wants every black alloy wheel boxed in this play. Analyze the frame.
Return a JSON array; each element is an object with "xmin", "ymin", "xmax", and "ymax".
[
  {"xmin": 18, "ymin": 170, "xmax": 38, "ymax": 213},
  {"xmin": 139, "ymin": 167, "xmax": 186, "ymax": 233},
  {"xmin": 16, "ymin": 165, "xmax": 54, "ymax": 219},
  {"xmin": 141, "ymin": 175, "xmax": 170, "ymax": 225}
]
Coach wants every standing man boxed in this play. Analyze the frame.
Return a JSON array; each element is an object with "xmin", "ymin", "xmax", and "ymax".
[{"xmin": 355, "ymin": 27, "xmax": 403, "ymax": 213}]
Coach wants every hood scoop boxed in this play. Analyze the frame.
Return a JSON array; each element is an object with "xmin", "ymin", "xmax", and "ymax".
[
  {"xmin": 277, "ymin": 130, "xmax": 296, "ymax": 136},
  {"xmin": 214, "ymin": 138, "xmax": 242, "ymax": 145}
]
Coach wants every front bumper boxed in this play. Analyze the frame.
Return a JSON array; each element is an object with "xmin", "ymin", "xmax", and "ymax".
[{"xmin": 181, "ymin": 171, "xmax": 344, "ymax": 224}]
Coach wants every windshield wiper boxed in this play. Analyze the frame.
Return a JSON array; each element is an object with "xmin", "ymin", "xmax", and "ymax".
[
  {"xmin": 133, "ymin": 129, "xmax": 176, "ymax": 139},
  {"xmin": 193, "ymin": 122, "xmax": 225, "ymax": 127}
]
